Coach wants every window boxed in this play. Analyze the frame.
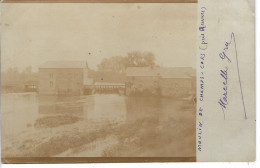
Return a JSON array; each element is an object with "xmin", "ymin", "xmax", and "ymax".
[{"xmin": 50, "ymin": 81, "xmax": 53, "ymax": 87}]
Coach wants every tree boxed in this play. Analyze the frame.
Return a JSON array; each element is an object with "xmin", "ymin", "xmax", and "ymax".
[
  {"xmin": 97, "ymin": 51, "xmax": 157, "ymax": 73},
  {"xmin": 97, "ymin": 56, "xmax": 126, "ymax": 73},
  {"xmin": 126, "ymin": 51, "xmax": 155, "ymax": 67},
  {"xmin": 24, "ymin": 66, "xmax": 32, "ymax": 75}
]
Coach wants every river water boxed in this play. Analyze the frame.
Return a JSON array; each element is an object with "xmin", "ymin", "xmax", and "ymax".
[{"xmin": 1, "ymin": 93, "xmax": 196, "ymax": 157}]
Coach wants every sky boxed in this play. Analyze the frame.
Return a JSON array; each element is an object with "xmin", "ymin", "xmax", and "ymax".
[{"xmin": 1, "ymin": 3, "xmax": 197, "ymax": 72}]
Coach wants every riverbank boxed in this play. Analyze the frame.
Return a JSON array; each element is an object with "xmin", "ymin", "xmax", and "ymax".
[{"xmin": 2, "ymin": 93, "xmax": 196, "ymax": 157}]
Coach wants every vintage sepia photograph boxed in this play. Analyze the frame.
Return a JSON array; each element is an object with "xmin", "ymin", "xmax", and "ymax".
[{"xmin": 1, "ymin": 3, "xmax": 197, "ymax": 162}]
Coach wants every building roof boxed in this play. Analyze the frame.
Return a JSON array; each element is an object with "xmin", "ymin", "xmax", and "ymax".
[
  {"xmin": 88, "ymin": 70, "xmax": 126, "ymax": 83},
  {"xmin": 160, "ymin": 67, "xmax": 193, "ymax": 79},
  {"xmin": 39, "ymin": 61, "xmax": 88, "ymax": 69},
  {"xmin": 125, "ymin": 67, "xmax": 161, "ymax": 77},
  {"xmin": 24, "ymin": 80, "xmax": 39, "ymax": 85},
  {"xmin": 84, "ymin": 78, "xmax": 94, "ymax": 85},
  {"xmin": 95, "ymin": 82, "xmax": 125, "ymax": 86},
  {"xmin": 126, "ymin": 66, "xmax": 195, "ymax": 79}
]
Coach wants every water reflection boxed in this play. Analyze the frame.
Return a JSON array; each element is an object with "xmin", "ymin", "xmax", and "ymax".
[
  {"xmin": 1, "ymin": 93, "xmax": 39, "ymax": 135},
  {"xmin": 38, "ymin": 94, "xmax": 127, "ymax": 124},
  {"xmin": 39, "ymin": 96, "xmax": 84, "ymax": 116},
  {"xmin": 87, "ymin": 94, "xmax": 126, "ymax": 123}
]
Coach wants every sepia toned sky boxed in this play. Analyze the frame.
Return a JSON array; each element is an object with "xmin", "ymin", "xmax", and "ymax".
[{"xmin": 1, "ymin": 3, "xmax": 197, "ymax": 72}]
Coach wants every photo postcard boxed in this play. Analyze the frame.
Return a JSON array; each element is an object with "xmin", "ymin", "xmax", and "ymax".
[{"xmin": 0, "ymin": 0, "xmax": 255, "ymax": 163}]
